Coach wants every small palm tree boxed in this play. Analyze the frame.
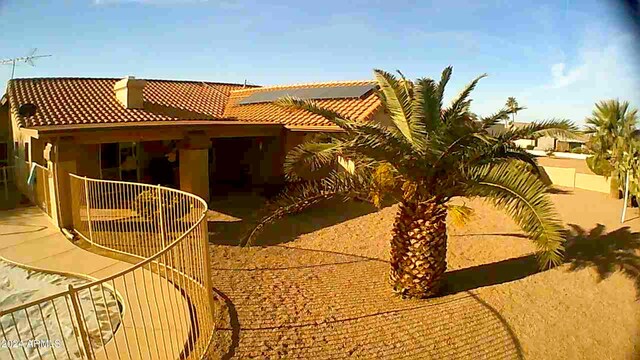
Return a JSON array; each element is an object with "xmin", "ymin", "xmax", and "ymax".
[
  {"xmin": 244, "ymin": 67, "xmax": 577, "ymax": 299},
  {"xmin": 585, "ymin": 99, "xmax": 639, "ymax": 198},
  {"xmin": 505, "ymin": 97, "xmax": 519, "ymax": 126}
]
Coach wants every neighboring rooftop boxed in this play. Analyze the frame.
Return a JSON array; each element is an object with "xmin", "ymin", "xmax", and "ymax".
[{"xmin": 223, "ymin": 80, "xmax": 381, "ymax": 127}]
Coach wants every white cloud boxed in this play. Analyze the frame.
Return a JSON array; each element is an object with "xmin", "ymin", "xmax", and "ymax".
[
  {"xmin": 545, "ymin": 27, "xmax": 639, "ymax": 92},
  {"xmin": 549, "ymin": 62, "xmax": 586, "ymax": 88},
  {"xmin": 506, "ymin": 26, "xmax": 640, "ymax": 124}
]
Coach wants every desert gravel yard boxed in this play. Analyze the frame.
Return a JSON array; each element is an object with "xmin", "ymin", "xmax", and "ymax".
[{"xmin": 207, "ymin": 188, "xmax": 640, "ymax": 359}]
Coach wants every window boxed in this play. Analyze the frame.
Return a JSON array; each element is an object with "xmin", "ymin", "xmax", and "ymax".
[
  {"xmin": 100, "ymin": 143, "xmax": 119, "ymax": 180},
  {"xmin": 0, "ymin": 142, "xmax": 7, "ymax": 165},
  {"xmin": 99, "ymin": 142, "xmax": 139, "ymax": 181},
  {"xmin": 24, "ymin": 142, "xmax": 29, "ymax": 162}
]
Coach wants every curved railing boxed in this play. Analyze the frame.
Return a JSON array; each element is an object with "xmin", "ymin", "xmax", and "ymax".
[{"xmin": 0, "ymin": 174, "xmax": 215, "ymax": 360}]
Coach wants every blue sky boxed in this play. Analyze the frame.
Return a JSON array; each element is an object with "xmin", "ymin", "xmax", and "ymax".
[{"xmin": 0, "ymin": 0, "xmax": 638, "ymax": 125}]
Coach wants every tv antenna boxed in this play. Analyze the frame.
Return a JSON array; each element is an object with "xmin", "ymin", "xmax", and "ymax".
[{"xmin": 0, "ymin": 48, "xmax": 52, "ymax": 79}]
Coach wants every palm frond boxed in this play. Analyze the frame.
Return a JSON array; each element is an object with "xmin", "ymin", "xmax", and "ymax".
[
  {"xmin": 344, "ymin": 124, "xmax": 425, "ymax": 172},
  {"xmin": 463, "ymin": 162, "xmax": 565, "ymax": 269},
  {"xmin": 241, "ymin": 171, "xmax": 371, "ymax": 246},
  {"xmin": 373, "ymin": 69, "xmax": 415, "ymax": 143},
  {"xmin": 479, "ymin": 108, "xmax": 512, "ymax": 130},
  {"xmin": 369, "ymin": 162, "xmax": 399, "ymax": 207},
  {"xmin": 443, "ymin": 73, "xmax": 487, "ymax": 123},
  {"xmin": 447, "ymin": 203, "xmax": 475, "ymax": 227},
  {"xmin": 274, "ymin": 96, "xmax": 358, "ymax": 131},
  {"xmin": 436, "ymin": 66, "xmax": 453, "ymax": 105},
  {"xmin": 469, "ymin": 141, "xmax": 542, "ymax": 176},
  {"xmin": 412, "ymin": 78, "xmax": 441, "ymax": 135},
  {"xmin": 284, "ymin": 141, "xmax": 343, "ymax": 181},
  {"xmin": 502, "ymin": 119, "xmax": 579, "ymax": 141}
]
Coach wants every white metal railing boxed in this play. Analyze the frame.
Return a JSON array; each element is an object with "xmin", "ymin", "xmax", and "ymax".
[{"xmin": 0, "ymin": 174, "xmax": 215, "ymax": 359}]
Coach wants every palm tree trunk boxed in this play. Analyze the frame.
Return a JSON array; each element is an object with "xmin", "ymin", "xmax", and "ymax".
[{"xmin": 390, "ymin": 198, "xmax": 448, "ymax": 298}]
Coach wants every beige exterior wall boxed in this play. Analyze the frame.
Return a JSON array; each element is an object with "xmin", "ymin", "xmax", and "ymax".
[
  {"xmin": 541, "ymin": 165, "xmax": 611, "ymax": 193},
  {"xmin": 31, "ymin": 138, "xmax": 45, "ymax": 165},
  {"xmin": 536, "ymin": 136, "xmax": 555, "ymax": 150},
  {"xmin": 514, "ymin": 139, "xmax": 536, "ymax": 148},
  {"xmin": 575, "ymin": 173, "xmax": 611, "ymax": 193},
  {"xmin": 540, "ymin": 166, "xmax": 575, "ymax": 188},
  {"xmin": 76, "ymin": 144, "xmax": 101, "ymax": 178},
  {"xmin": 6, "ymin": 111, "xmax": 32, "ymax": 165}
]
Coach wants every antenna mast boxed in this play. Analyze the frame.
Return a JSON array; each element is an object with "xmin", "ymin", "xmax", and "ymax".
[{"xmin": 0, "ymin": 48, "xmax": 52, "ymax": 79}]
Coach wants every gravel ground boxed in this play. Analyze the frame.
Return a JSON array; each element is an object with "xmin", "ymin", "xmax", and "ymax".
[{"xmin": 207, "ymin": 188, "xmax": 640, "ymax": 359}]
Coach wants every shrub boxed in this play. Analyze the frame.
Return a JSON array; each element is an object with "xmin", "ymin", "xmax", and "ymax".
[
  {"xmin": 586, "ymin": 156, "xmax": 613, "ymax": 176},
  {"xmin": 526, "ymin": 145, "xmax": 535, "ymax": 150},
  {"xmin": 545, "ymin": 148, "xmax": 555, "ymax": 157}
]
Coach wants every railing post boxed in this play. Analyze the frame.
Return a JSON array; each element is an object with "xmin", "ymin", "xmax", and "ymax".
[
  {"xmin": 68, "ymin": 284, "xmax": 94, "ymax": 360},
  {"xmin": 200, "ymin": 219, "xmax": 216, "ymax": 327},
  {"xmin": 157, "ymin": 184, "xmax": 167, "ymax": 247},
  {"xmin": 84, "ymin": 177, "xmax": 94, "ymax": 243}
]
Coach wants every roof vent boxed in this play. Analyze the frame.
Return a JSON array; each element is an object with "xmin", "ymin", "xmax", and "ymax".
[
  {"xmin": 18, "ymin": 103, "xmax": 37, "ymax": 117},
  {"xmin": 114, "ymin": 76, "xmax": 146, "ymax": 109}
]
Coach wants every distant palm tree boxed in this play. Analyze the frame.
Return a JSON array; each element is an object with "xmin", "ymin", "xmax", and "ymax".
[
  {"xmin": 506, "ymin": 97, "xmax": 519, "ymax": 126},
  {"xmin": 585, "ymin": 99, "xmax": 639, "ymax": 198},
  {"xmin": 244, "ymin": 67, "xmax": 577, "ymax": 299}
]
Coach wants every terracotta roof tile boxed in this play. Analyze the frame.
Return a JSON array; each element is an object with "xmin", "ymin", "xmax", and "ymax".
[
  {"xmin": 223, "ymin": 80, "xmax": 382, "ymax": 127},
  {"xmin": 7, "ymin": 77, "xmax": 253, "ymax": 128}
]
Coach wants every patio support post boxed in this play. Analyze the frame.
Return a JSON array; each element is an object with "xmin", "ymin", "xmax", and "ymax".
[
  {"xmin": 50, "ymin": 138, "xmax": 79, "ymax": 229},
  {"xmin": 178, "ymin": 132, "xmax": 211, "ymax": 203}
]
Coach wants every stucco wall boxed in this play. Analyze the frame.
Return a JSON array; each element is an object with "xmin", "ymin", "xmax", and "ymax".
[
  {"xmin": 541, "ymin": 166, "xmax": 575, "ymax": 188},
  {"xmin": 76, "ymin": 144, "xmax": 101, "ymax": 178},
  {"xmin": 536, "ymin": 136, "xmax": 556, "ymax": 150},
  {"xmin": 540, "ymin": 165, "xmax": 611, "ymax": 193},
  {"xmin": 514, "ymin": 139, "xmax": 536, "ymax": 148},
  {"xmin": 575, "ymin": 173, "xmax": 611, "ymax": 193},
  {"xmin": 7, "ymin": 111, "xmax": 30, "ymax": 164},
  {"xmin": 31, "ymin": 138, "xmax": 45, "ymax": 165}
]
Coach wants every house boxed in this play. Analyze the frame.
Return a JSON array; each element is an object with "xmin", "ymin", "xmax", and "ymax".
[
  {"xmin": 535, "ymin": 134, "xmax": 590, "ymax": 152},
  {"xmin": 1, "ymin": 76, "xmax": 382, "ymax": 229},
  {"xmin": 483, "ymin": 122, "xmax": 537, "ymax": 149}
]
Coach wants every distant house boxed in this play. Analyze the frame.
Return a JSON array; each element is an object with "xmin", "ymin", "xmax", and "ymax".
[
  {"xmin": 536, "ymin": 134, "xmax": 590, "ymax": 152},
  {"xmin": 482, "ymin": 120, "xmax": 590, "ymax": 151},
  {"xmin": 484, "ymin": 122, "xmax": 537, "ymax": 149},
  {"xmin": 1, "ymin": 76, "xmax": 383, "ymax": 229}
]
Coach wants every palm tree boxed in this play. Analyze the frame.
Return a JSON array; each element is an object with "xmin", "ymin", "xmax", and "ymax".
[
  {"xmin": 243, "ymin": 67, "xmax": 577, "ymax": 299},
  {"xmin": 585, "ymin": 100, "xmax": 639, "ymax": 198},
  {"xmin": 505, "ymin": 97, "xmax": 519, "ymax": 126}
]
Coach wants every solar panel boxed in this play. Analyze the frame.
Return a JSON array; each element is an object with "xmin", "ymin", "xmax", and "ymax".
[{"xmin": 238, "ymin": 84, "xmax": 376, "ymax": 105}]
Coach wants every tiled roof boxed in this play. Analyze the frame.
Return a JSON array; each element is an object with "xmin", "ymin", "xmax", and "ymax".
[
  {"xmin": 223, "ymin": 80, "xmax": 382, "ymax": 127},
  {"xmin": 7, "ymin": 77, "xmax": 253, "ymax": 128}
]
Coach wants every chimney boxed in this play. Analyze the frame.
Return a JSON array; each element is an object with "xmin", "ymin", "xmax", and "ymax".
[{"xmin": 114, "ymin": 76, "xmax": 146, "ymax": 109}]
